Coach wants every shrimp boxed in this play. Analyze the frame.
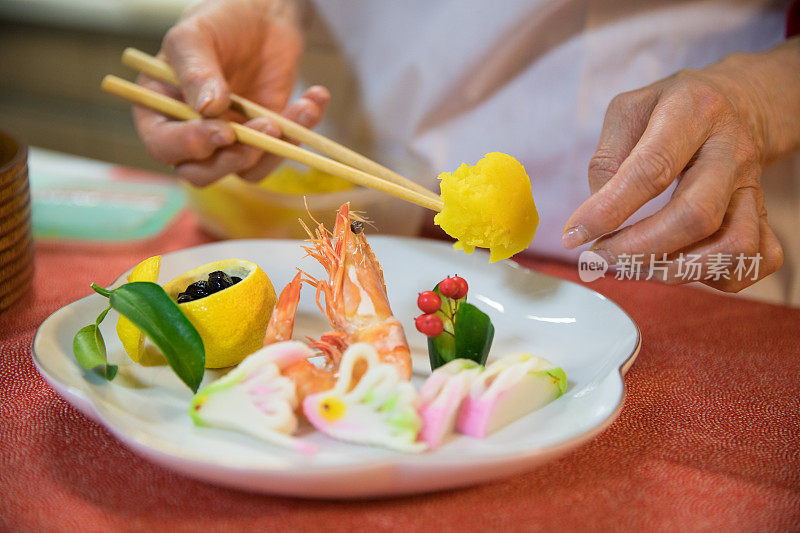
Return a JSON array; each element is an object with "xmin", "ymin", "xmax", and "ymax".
[
  {"xmin": 300, "ymin": 203, "xmax": 412, "ymax": 380},
  {"xmin": 264, "ymin": 272, "xmax": 336, "ymax": 402},
  {"xmin": 262, "ymin": 203, "xmax": 412, "ymax": 402}
]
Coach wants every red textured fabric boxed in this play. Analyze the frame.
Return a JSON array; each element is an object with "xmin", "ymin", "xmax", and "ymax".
[{"xmin": 1, "ymin": 211, "xmax": 799, "ymax": 532}]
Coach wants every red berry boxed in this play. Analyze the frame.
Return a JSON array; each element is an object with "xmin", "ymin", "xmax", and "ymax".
[
  {"xmin": 439, "ymin": 275, "xmax": 468, "ymax": 299},
  {"xmin": 415, "ymin": 314, "xmax": 444, "ymax": 337},
  {"xmin": 417, "ymin": 291, "xmax": 442, "ymax": 314}
]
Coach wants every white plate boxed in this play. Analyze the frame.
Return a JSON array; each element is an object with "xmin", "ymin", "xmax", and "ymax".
[{"xmin": 33, "ymin": 237, "xmax": 640, "ymax": 498}]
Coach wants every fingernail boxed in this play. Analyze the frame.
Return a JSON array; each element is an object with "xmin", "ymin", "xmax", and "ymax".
[
  {"xmin": 591, "ymin": 248, "xmax": 616, "ymax": 265},
  {"xmin": 297, "ymin": 109, "xmax": 314, "ymax": 127},
  {"xmin": 562, "ymin": 225, "xmax": 589, "ymax": 249},
  {"xmin": 210, "ymin": 127, "xmax": 234, "ymax": 146},
  {"xmin": 196, "ymin": 84, "xmax": 216, "ymax": 112},
  {"xmin": 261, "ymin": 122, "xmax": 281, "ymax": 137}
]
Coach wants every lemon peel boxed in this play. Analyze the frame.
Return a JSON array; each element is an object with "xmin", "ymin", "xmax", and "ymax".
[
  {"xmin": 162, "ymin": 259, "xmax": 277, "ymax": 368},
  {"xmin": 434, "ymin": 153, "xmax": 539, "ymax": 263},
  {"xmin": 116, "ymin": 255, "xmax": 166, "ymax": 366}
]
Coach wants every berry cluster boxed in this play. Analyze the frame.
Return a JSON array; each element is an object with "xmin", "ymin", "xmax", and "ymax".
[
  {"xmin": 414, "ymin": 275, "xmax": 468, "ymax": 338},
  {"xmin": 177, "ymin": 270, "xmax": 242, "ymax": 303}
]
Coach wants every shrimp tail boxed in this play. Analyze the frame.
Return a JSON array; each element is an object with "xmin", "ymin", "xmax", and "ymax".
[
  {"xmin": 264, "ymin": 272, "xmax": 303, "ymax": 345},
  {"xmin": 282, "ymin": 359, "xmax": 337, "ymax": 404},
  {"xmin": 309, "ymin": 331, "xmax": 349, "ymax": 368}
]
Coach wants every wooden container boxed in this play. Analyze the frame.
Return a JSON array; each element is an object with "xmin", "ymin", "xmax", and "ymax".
[{"xmin": 0, "ymin": 132, "xmax": 32, "ymax": 314}]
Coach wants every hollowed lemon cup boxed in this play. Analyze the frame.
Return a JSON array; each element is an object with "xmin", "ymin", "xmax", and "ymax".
[{"xmin": 162, "ymin": 259, "xmax": 277, "ymax": 368}]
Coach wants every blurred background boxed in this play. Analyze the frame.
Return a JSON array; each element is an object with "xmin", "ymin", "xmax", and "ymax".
[
  {"xmin": 0, "ymin": 0, "xmax": 187, "ymax": 172},
  {"xmin": 0, "ymin": 0, "xmax": 427, "ymax": 244},
  {"xmin": 0, "ymin": 0, "xmax": 368, "ymax": 173}
]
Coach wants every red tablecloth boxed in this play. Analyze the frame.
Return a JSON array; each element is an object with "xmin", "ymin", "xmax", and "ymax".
[{"xmin": 1, "ymin": 211, "xmax": 799, "ymax": 532}]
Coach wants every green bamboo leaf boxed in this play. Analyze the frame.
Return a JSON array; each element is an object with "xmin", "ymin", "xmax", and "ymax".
[{"xmin": 108, "ymin": 281, "xmax": 205, "ymax": 392}]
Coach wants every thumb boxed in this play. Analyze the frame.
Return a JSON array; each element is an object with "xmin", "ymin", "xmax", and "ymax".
[{"xmin": 162, "ymin": 22, "xmax": 230, "ymax": 117}]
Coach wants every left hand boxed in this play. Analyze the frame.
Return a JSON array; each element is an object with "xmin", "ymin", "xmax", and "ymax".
[{"xmin": 562, "ymin": 39, "xmax": 800, "ymax": 292}]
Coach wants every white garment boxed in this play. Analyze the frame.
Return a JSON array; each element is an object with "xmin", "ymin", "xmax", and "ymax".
[{"xmin": 307, "ymin": 0, "xmax": 797, "ymax": 304}]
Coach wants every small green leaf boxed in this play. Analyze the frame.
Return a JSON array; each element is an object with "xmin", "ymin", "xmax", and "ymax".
[
  {"xmin": 428, "ymin": 333, "xmax": 455, "ymax": 369},
  {"xmin": 109, "ymin": 282, "xmax": 205, "ymax": 392},
  {"xmin": 72, "ymin": 324, "xmax": 117, "ymax": 381},
  {"xmin": 427, "ymin": 283, "xmax": 458, "ymax": 368},
  {"xmin": 104, "ymin": 364, "xmax": 118, "ymax": 380}
]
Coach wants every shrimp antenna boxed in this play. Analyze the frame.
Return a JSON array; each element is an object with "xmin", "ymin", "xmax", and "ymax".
[
  {"xmin": 301, "ymin": 196, "xmax": 333, "ymax": 238},
  {"xmin": 349, "ymin": 208, "xmax": 378, "ymax": 232}
]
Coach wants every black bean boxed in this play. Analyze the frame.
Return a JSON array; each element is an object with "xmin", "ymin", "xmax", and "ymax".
[
  {"xmin": 177, "ymin": 292, "xmax": 193, "ymax": 303},
  {"xmin": 208, "ymin": 278, "xmax": 229, "ymax": 293},
  {"xmin": 186, "ymin": 280, "xmax": 210, "ymax": 299},
  {"xmin": 231, "ymin": 276, "xmax": 242, "ymax": 284}
]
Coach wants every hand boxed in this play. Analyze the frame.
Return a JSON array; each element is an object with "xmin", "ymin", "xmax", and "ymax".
[
  {"xmin": 563, "ymin": 38, "xmax": 800, "ymax": 292},
  {"xmin": 133, "ymin": 0, "xmax": 330, "ymax": 186}
]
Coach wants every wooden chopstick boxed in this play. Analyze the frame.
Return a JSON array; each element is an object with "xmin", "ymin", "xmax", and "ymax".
[
  {"xmin": 121, "ymin": 48, "xmax": 441, "ymax": 203},
  {"xmin": 101, "ymin": 75, "xmax": 444, "ymax": 212}
]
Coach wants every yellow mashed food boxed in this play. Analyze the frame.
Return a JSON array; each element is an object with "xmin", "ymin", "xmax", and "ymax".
[
  {"xmin": 434, "ymin": 152, "xmax": 539, "ymax": 263},
  {"xmin": 258, "ymin": 165, "xmax": 355, "ymax": 195}
]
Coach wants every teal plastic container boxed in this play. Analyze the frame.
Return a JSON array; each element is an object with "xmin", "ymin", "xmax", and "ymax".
[{"xmin": 31, "ymin": 177, "xmax": 185, "ymax": 241}]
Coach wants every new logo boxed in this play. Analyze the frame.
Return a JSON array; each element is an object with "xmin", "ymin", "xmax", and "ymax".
[{"xmin": 578, "ymin": 250, "xmax": 608, "ymax": 283}]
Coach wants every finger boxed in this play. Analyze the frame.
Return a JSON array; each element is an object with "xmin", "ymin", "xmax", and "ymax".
[
  {"xmin": 563, "ymin": 92, "xmax": 717, "ymax": 249},
  {"xmin": 175, "ymin": 118, "xmax": 280, "ymax": 186},
  {"xmin": 701, "ymin": 212, "xmax": 783, "ymax": 292},
  {"xmin": 281, "ymin": 86, "xmax": 330, "ymax": 127},
  {"xmin": 132, "ymin": 77, "xmax": 236, "ymax": 165},
  {"xmin": 300, "ymin": 85, "xmax": 331, "ymax": 114},
  {"xmin": 162, "ymin": 20, "xmax": 230, "ymax": 116},
  {"xmin": 238, "ymin": 88, "xmax": 331, "ymax": 182},
  {"xmin": 588, "ymin": 89, "xmax": 658, "ymax": 194},
  {"xmin": 591, "ymin": 149, "xmax": 738, "ymax": 262},
  {"xmin": 653, "ymin": 186, "xmax": 758, "ymax": 283},
  {"xmin": 646, "ymin": 186, "xmax": 783, "ymax": 292}
]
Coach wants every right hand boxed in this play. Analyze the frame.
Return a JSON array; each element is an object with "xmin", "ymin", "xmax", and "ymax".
[{"xmin": 133, "ymin": 0, "xmax": 330, "ymax": 186}]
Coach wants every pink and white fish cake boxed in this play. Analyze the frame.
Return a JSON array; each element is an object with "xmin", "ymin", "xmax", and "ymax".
[
  {"xmin": 190, "ymin": 341, "xmax": 316, "ymax": 454},
  {"xmin": 457, "ymin": 353, "xmax": 567, "ymax": 438},
  {"xmin": 303, "ymin": 343, "xmax": 425, "ymax": 453},
  {"xmin": 418, "ymin": 359, "xmax": 483, "ymax": 448}
]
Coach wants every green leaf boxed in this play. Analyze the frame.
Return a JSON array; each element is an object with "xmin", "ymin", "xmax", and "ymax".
[
  {"xmin": 72, "ymin": 324, "xmax": 117, "ymax": 381},
  {"xmin": 428, "ymin": 333, "xmax": 455, "ymax": 369},
  {"xmin": 104, "ymin": 364, "xmax": 118, "ymax": 380},
  {"xmin": 426, "ymin": 282, "xmax": 458, "ymax": 369},
  {"xmin": 108, "ymin": 281, "xmax": 205, "ymax": 392},
  {"xmin": 453, "ymin": 303, "xmax": 494, "ymax": 366},
  {"xmin": 428, "ymin": 301, "xmax": 494, "ymax": 370}
]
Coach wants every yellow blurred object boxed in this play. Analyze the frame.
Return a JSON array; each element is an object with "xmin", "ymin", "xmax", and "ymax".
[
  {"xmin": 257, "ymin": 166, "xmax": 355, "ymax": 195},
  {"xmin": 434, "ymin": 153, "xmax": 539, "ymax": 263},
  {"xmin": 162, "ymin": 259, "xmax": 277, "ymax": 368},
  {"xmin": 184, "ymin": 162, "xmax": 423, "ymax": 240},
  {"xmin": 116, "ymin": 255, "xmax": 166, "ymax": 366}
]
